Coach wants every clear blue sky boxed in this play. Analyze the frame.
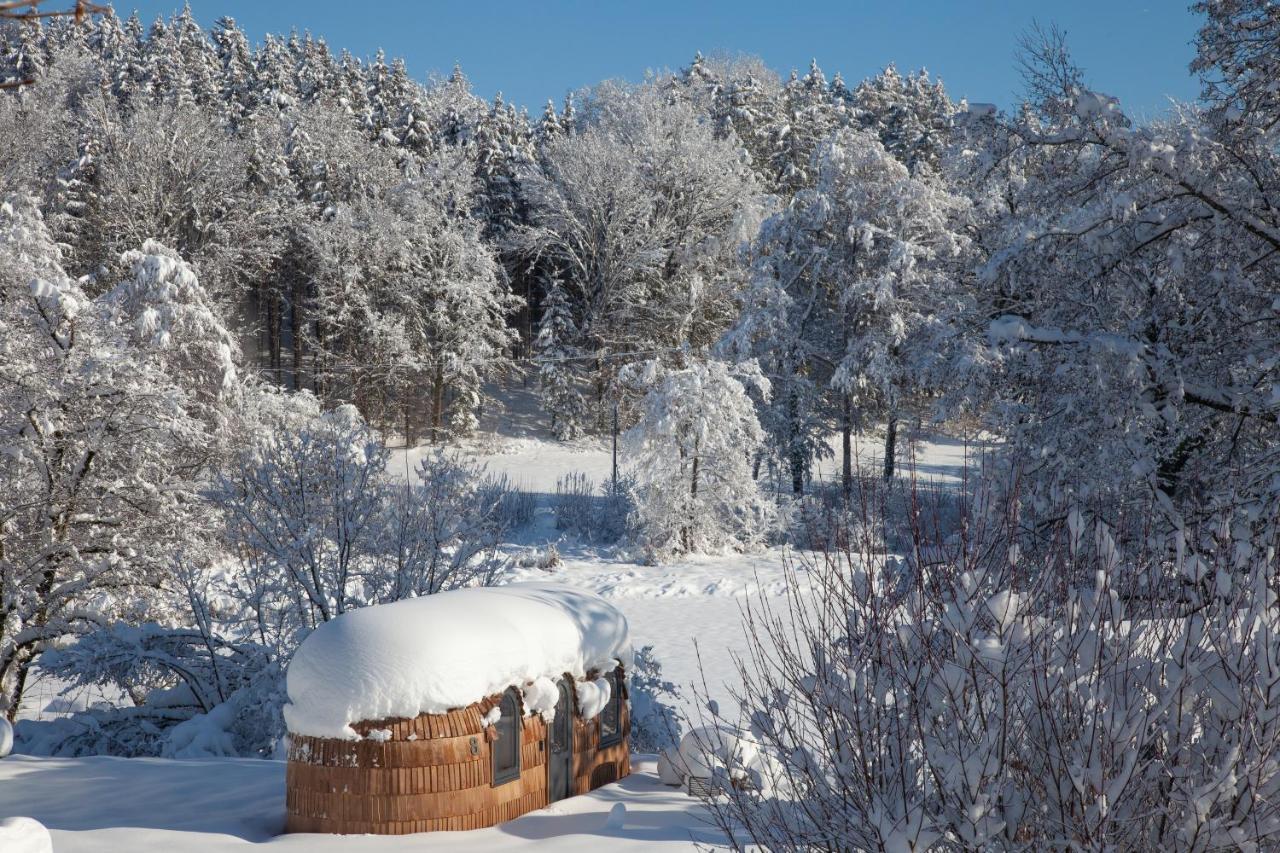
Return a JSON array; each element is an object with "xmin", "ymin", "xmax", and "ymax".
[{"xmin": 119, "ymin": 1, "xmax": 1202, "ymax": 119}]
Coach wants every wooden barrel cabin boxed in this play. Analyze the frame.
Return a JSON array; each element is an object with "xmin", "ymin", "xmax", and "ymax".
[{"xmin": 282, "ymin": 583, "xmax": 631, "ymax": 834}]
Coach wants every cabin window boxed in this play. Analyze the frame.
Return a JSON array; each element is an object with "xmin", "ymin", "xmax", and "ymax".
[
  {"xmin": 492, "ymin": 688, "xmax": 521, "ymax": 785},
  {"xmin": 599, "ymin": 668, "xmax": 623, "ymax": 747}
]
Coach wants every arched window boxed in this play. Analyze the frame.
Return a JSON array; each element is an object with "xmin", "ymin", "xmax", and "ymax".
[
  {"xmin": 492, "ymin": 688, "xmax": 522, "ymax": 785},
  {"xmin": 599, "ymin": 667, "xmax": 623, "ymax": 747}
]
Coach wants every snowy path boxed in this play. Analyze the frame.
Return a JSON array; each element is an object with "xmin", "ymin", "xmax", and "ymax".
[{"xmin": 0, "ymin": 756, "xmax": 726, "ymax": 851}]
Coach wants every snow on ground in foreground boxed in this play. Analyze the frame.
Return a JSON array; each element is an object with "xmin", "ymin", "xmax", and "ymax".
[{"xmin": 0, "ymin": 756, "xmax": 724, "ymax": 852}]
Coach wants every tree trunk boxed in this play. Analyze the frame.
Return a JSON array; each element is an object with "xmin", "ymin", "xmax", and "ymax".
[
  {"xmin": 290, "ymin": 280, "xmax": 304, "ymax": 391},
  {"xmin": 6, "ymin": 548, "xmax": 63, "ymax": 723},
  {"xmin": 883, "ymin": 415, "xmax": 897, "ymax": 482},
  {"xmin": 430, "ymin": 364, "xmax": 445, "ymax": 444},
  {"xmin": 684, "ymin": 440, "xmax": 700, "ymax": 553},
  {"xmin": 4, "ymin": 645, "xmax": 34, "ymax": 723},
  {"xmin": 841, "ymin": 394, "xmax": 853, "ymax": 500},
  {"xmin": 267, "ymin": 285, "xmax": 282, "ymax": 385},
  {"xmin": 788, "ymin": 390, "xmax": 804, "ymax": 496}
]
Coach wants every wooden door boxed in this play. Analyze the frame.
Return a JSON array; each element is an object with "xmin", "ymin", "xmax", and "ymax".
[{"xmin": 547, "ymin": 679, "xmax": 574, "ymax": 801}]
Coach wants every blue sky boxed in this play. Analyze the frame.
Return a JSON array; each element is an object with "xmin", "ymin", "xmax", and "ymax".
[{"xmin": 120, "ymin": 1, "xmax": 1202, "ymax": 119}]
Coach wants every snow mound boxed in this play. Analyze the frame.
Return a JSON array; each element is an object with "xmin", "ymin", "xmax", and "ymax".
[
  {"xmin": 284, "ymin": 583, "xmax": 631, "ymax": 739},
  {"xmin": 0, "ymin": 817, "xmax": 52, "ymax": 853},
  {"xmin": 575, "ymin": 676, "xmax": 612, "ymax": 720}
]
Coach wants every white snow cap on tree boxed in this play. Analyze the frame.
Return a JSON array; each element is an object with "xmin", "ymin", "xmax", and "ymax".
[
  {"xmin": 106, "ymin": 239, "xmax": 241, "ymax": 400},
  {"xmin": 283, "ymin": 583, "xmax": 631, "ymax": 739}
]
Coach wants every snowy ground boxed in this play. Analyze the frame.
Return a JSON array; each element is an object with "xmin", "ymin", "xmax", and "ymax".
[
  {"xmin": 0, "ymin": 755, "xmax": 725, "ymax": 852},
  {"xmin": 5, "ymin": 401, "xmax": 981, "ymax": 851}
]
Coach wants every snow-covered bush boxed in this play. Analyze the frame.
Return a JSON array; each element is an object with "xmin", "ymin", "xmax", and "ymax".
[
  {"xmin": 391, "ymin": 450, "xmax": 520, "ymax": 598},
  {"xmin": 515, "ymin": 544, "xmax": 562, "ymax": 570},
  {"xmin": 553, "ymin": 472, "xmax": 597, "ymax": 535},
  {"xmin": 626, "ymin": 357, "xmax": 777, "ymax": 560},
  {"xmin": 0, "ymin": 197, "xmax": 229, "ymax": 723},
  {"xmin": 597, "ymin": 474, "xmax": 638, "ymax": 545},
  {"xmin": 25, "ymin": 618, "xmax": 283, "ymax": 758},
  {"xmin": 627, "ymin": 644, "xmax": 684, "ymax": 754},
  {"xmin": 215, "ymin": 400, "xmax": 388, "ymax": 633},
  {"xmin": 787, "ymin": 474, "xmax": 964, "ymax": 557},
  {"xmin": 474, "ymin": 469, "xmax": 537, "ymax": 534},
  {"xmin": 552, "ymin": 471, "xmax": 636, "ymax": 545},
  {"xmin": 696, "ymin": 494, "xmax": 1280, "ymax": 850},
  {"xmin": 20, "ymin": 408, "xmax": 514, "ymax": 757}
]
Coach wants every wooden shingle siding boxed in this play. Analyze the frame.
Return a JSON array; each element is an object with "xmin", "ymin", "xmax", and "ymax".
[{"xmin": 285, "ymin": 670, "xmax": 631, "ymax": 835}]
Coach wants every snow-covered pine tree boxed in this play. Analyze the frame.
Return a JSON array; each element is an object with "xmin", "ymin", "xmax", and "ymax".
[
  {"xmin": 211, "ymin": 16, "xmax": 256, "ymax": 124},
  {"xmin": 535, "ymin": 98, "xmax": 564, "ymax": 145},
  {"xmin": 172, "ymin": 3, "xmax": 218, "ymax": 108},
  {"xmin": 45, "ymin": 133, "xmax": 100, "ymax": 277},
  {"xmin": 854, "ymin": 64, "xmax": 955, "ymax": 173},
  {"xmin": 767, "ymin": 60, "xmax": 838, "ymax": 196},
  {"xmin": 535, "ymin": 275, "xmax": 586, "ymax": 440},
  {"xmin": 0, "ymin": 19, "xmax": 44, "ymax": 86}
]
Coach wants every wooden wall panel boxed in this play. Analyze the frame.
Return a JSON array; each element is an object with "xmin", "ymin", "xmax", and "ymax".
[{"xmin": 286, "ymin": 676, "xmax": 631, "ymax": 835}]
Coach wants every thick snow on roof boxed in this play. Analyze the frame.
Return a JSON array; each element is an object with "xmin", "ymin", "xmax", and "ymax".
[{"xmin": 283, "ymin": 583, "xmax": 631, "ymax": 739}]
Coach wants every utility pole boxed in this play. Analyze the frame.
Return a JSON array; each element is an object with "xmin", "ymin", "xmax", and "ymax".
[{"xmin": 611, "ymin": 397, "xmax": 619, "ymax": 494}]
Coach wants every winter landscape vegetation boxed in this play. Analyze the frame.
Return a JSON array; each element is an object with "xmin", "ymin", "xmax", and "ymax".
[{"xmin": 1, "ymin": 0, "xmax": 1280, "ymax": 850}]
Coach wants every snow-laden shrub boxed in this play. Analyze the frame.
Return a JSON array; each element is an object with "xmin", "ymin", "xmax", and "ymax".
[
  {"xmin": 515, "ymin": 543, "xmax": 562, "ymax": 571},
  {"xmin": 0, "ymin": 200, "xmax": 235, "ymax": 724},
  {"xmin": 477, "ymin": 470, "xmax": 537, "ymax": 532},
  {"xmin": 21, "ymin": 408, "xmax": 513, "ymax": 758},
  {"xmin": 787, "ymin": 476, "xmax": 963, "ymax": 555},
  {"xmin": 552, "ymin": 471, "xmax": 636, "ymax": 545},
  {"xmin": 598, "ymin": 474, "xmax": 638, "ymax": 544},
  {"xmin": 554, "ymin": 472, "xmax": 596, "ymax": 534},
  {"xmin": 390, "ymin": 450, "xmax": 518, "ymax": 598},
  {"xmin": 695, "ymin": 493, "xmax": 1280, "ymax": 851},
  {"xmin": 626, "ymin": 357, "xmax": 777, "ymax": 561},
  {"xmin": 627, "ymin": 644, "xmax": 684, "ymax": 754},
  {"xmin": 21, "ymin": 616, "xmax": 285, "ymax": 758}
]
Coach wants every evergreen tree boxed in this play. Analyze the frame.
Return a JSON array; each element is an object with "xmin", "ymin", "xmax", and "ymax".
[
  {"xmin": 535, "ymin": 275, "xmax": 586, "ymax": 440},
  {"xmin": 211, "ymin": 16, "xmax": 255, "ymax": 125},
  {"xmin": 535, "ymin": 97, "xmax": 564, "ymax": 144},
  {"xmin": 854, "ymin": 65, "xmax": 955, "ymax": 172}
]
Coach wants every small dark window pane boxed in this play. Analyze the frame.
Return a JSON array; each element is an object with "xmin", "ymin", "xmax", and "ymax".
[
  {"xmin": 600, "ymin": 670, "xmax": 622, "ymax": 747},
  {"xmin": 492, "ymin": 689, "xmax": 521, "ymax": 785}
]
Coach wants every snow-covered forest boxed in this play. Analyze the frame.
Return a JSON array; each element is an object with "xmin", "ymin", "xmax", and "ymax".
[{"xmin": 3, "ymin": 1, "xmax": 1280, "ymax": 850}]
